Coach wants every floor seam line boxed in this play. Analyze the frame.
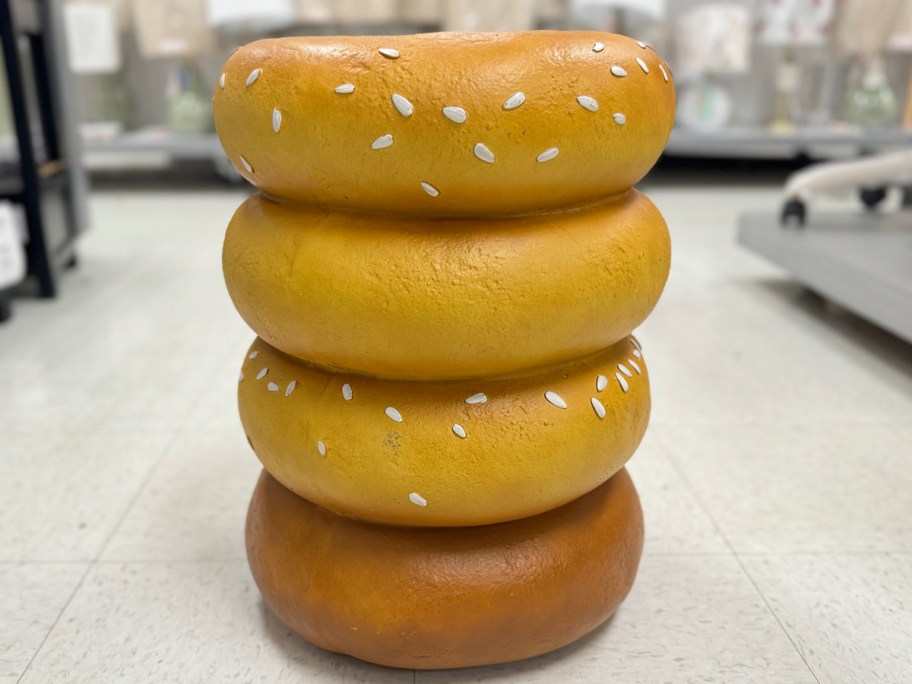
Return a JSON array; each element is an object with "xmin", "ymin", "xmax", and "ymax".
[
  {"xmin": 16, "ymin": 561, "xmax": 94, "ymax": 684},
  {"xmin": 92, "ymin": 429, "xmax": 187, "ymax": 562},
  {"xmin": 660, "ymin": 444, "xmax": 823, "ymax": 684}
]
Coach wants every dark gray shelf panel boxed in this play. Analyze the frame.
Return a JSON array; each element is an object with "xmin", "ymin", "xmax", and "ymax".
[{"xmin": 737, "ymin": 210, "xmax": 912, "ymax": 343}]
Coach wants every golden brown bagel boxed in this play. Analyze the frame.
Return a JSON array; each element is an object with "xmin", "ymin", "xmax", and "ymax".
[
  {"xmin": 223, "ymin": 189, "xmax": 669, "ymax": 380},
  {"xmin": 238, "ymin": 335, "xmax": 648, "ymax": 527},
  {"xmin": 246, "ymin": 468, "xmax": 644, "ymax": 669},
  {"xmin": 213, "ymin": 31, "xmax": 675, "ymax": 216}
]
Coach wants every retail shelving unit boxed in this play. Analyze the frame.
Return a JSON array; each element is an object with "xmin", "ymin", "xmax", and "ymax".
[
  {"xmin": 0, "ymin": 0, "xmax": 88, "ymax": 300},
  {"xmin": 666, "ymin": 127, "xmax": 912, "ymax": 160}
]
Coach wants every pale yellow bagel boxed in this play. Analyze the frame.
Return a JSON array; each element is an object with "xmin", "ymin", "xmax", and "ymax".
[
  {"xmin": 213, "ymin": 31, "xmax": 675, "ymax": 216},
  {"xmin": 247, "ymin": 468, "xmax": 644, "ymax": 669},
  {"xmin": 238, "ymin": 335, "xmax": 649, "ymax": 527},
  {"xmin": 223, "ymin": 189, "xmax": 669, "ymax": 380}
]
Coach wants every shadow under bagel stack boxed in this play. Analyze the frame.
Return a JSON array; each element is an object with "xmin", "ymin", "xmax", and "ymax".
[{"xmin": 214, "ymin": 31, "xmax": 675, "ymax": 670}]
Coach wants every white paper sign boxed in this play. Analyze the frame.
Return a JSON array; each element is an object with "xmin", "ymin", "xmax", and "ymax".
[
  {"xmin": 62, "ymin": 1, "xmax": 122, "ymax": 74},
  {"xmin": 0, "ymin": 202, "xmax": 26, "ymax": 290}
]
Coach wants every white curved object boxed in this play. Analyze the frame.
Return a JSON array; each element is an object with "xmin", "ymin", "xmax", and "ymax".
[{"xmin": 785, "ymin": 149, "xmax": 912, "ymax": 201}]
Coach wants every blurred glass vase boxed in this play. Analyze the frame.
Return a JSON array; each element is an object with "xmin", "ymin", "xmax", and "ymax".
[
  {"xmin": 167, "ymin": 61, "xmax": 212, "ymax": 134},
  {"xmin": 843, "ymin": 56, "xmax": 898, "ymax": 128}
]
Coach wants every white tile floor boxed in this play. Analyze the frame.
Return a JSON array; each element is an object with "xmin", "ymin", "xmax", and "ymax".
[{"xmin": 1, "ymin": 181, "xmax": 911, "ymax": 683}]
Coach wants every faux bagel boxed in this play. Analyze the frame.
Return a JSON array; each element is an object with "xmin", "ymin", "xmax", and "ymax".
[
  {"xmin": 238, "ymin": 335, "xmax": 649, "ymax": 527},
  {"xmin": 246, "ymin": 467, "xmax": 644, "ymax": 670},
  {"xmin": 223, "ymin": 189, "xmax": 670, "ymax": 380},
  {"xmin": 213, "ymin": 31, "xmax": 675, "ymax": 216}
]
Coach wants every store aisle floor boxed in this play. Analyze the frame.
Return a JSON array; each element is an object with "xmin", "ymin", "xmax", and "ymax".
[{"xmin": 2, "ymin": 184, "xmax": 910, "ymax": 683}]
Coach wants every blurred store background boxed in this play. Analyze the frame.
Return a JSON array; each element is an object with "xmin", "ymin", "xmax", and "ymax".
[
  {"xmin": 3, "ymin": 0, "xmax": 912, "ymax": 317},
  {"xmin": 2, "ymin": 0, "xmax": 912, "ymax": 308},
  {"xmin": 2, "ymin": 4, "xmax": 911, "ymax": 681}
]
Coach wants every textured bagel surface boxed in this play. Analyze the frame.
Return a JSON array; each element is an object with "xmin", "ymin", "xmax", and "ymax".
[
  {"xmin": 246, "ymin": 468, "xmax": 644, "ymax": 669},
  {"xmin": 214, "ymin": 31, "xmax": 675, "ymax": 216},
  {"xmin": 239, "ymin": 335, "xmax": 649, "ymax": 526},
  {"xmin": 224, "ymin": 189, "xmax": 669, "ymax": 380}
]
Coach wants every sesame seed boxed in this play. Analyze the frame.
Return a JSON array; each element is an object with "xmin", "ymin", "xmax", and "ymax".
[
  {"xmin": 420, "ymin": 181, "xmax": 439, "ymax": 197},
  {"xmin": 272, "ymin": 108, "xmax": 282, "ymax": 133},
  {"xmin": 256, "ymin": 368, "xmax": 268, "ymax": 380},
  {"xmin": 633, "ymin": 349, "xmax": 642, "ymax": 358},
  {"xmin": 503, "ymin": 92, "xmax": 525, "ymax": 110},
  {"xmin": 611, "ymin": 66, "xmax": 627, "ymax": 77},
  {"xmin": 378, "ymin": 47, "xmax": 400, "ymax": 59},
  {"xmin": 628, "ymin": 360, "xmax": 642, "ymax": 374},
  {"xmin": 473, "ymin": 143, "xmax": 495, "ymax": 163},
  {"xmin": 636, "ymin": 40, "xmax": 648, "ymax": 49},
  {"xmin": 335, "ymin": 83, "xmax": 355, "ymax": 94},
  {"xmin": 248, "ymin": 351, "xmax": 259, "ymax": 359},
  {"xmin": 409, "ymin": 492, "xmax": 427, "ymax": 507},
  {"xmin": 593, "ymin": 42, "xmax": 605, "ymax": 52},
  {"xmin": 267, "ymin": 382, "xmax": 279, "ymax": 392},
  {"xmin": 659, "ymin": 64, "xmax": 669, "ymax": 82},
  {"xmin": 238, "ymin": 371, "xmax": 244, "ymax": 382},
  {"xmin": 240, "ymin": 156, "xmax": 253, "ymax": 174},
  {"xmin": 613, "ymin": 112, "xmax": 627, "ymax": 125},
  {"xmin": 342, "ymin": 383, "xmax": 353, "ymax": 401},
  {"xmin": 465, "ymin": 393, "xmax": 487, "ymax": 405},
  {"xmin": 590, "ymin": 397, "xmax": 606, "ymax": 419},
  {"xmin": 636, "ymin": 57, "xmax": 649, "ymax": 73},
  {"xmin": 577, "ymin": 95, "xmax": 599, "ymax": 112},
  {"xmin": 391, "ymin": 93, "xmax": 413, "ymax": 117},
  {"xmin": 285, "ymin": 380, "xmax": 296, "ymax": 396},
  {"xmin": 219, "ymin": 73, "xmax": 226, "ymax": 88},
  {"xmin": 245, "ymin": 68, "xmax": 261, "ymax": 87},
  {"xmin": 616, "ymin": 372, "xmax": 629, "ymax": 392},
  {"xmin": 452, "ymin": 424, "xmax": 467, "ymax": 439},
  {"xmin": 545, "ymin": 391, "xmax": 568, "ymax": 409},
  {"xmin": 536, "ymin": 147, "xmax": 559, "ymax": 163},
  {"xmin": 317, "ymin": 441, "xmax": 326, "ymax": 456},
  {"xmin": 618, "ymin": 364, "xmax": 633, "ymax": 378},
  {"xmin": 596, "ymin": 375, "xmax": 608, "ymax": 392},
  {"xmin": 630, "ymin": 337, "xmax": 642, "ymax": 351},
  {"xmin": 442, "ymin": 106, "xmax": 467, "ymax": 123},
  {"xmin": 371, "ymin": 134, "xmax": 393, "ymax": 150},
  {"xmin": 385, "ymin": 406, "xmax": 403, "ymax": 423}
]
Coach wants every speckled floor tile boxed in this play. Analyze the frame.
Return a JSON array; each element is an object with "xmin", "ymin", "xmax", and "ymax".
[
  {"xmin": 0, "ymin": 563, "xmax": 87, "ymax": 683},
  {"xmin": 627, "ymin": 430, "xmax": 729, "ymax": 556},
  {"xmin": 0, "ymin": 430, "xmax": 176, "ymax": 562},
  {"xmin": 652, "ymin": 422, "xmax": 912, "ymax": 554},
  {"xmin": 18, "ymin": 561, "xmax": 412, "ymax": 684},
  {"xmin": 3, "ymin": 183, "xmax": 912, "ymax": 682},
  {"xmin": 742, "ymin": 554, "xmax": 912, "ymax": 684},
  {"xmin": 639, "ymin": 188, "xmax": 912, "ymax": 427},
  {"xmin": 101, "ymin": 430, "xmax": 259, "ymax": 562},
  {"xmin": 418, "ymin": 554, "xmax": 816, "ymax": 683}
]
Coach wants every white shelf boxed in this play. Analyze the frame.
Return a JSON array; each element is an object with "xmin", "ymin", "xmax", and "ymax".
[
  {"xmin": 667, "ymin": 127, "xmax": 912, "ymax": 160},
  {"xmin": 81, "ymin": 128, "xmax": 225, "ymax": 171}
]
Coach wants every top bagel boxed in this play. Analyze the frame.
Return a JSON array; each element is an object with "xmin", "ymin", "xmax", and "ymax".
[{"xmin": 213, "ymin": 31, "xmax": 675, "ymax": 216}]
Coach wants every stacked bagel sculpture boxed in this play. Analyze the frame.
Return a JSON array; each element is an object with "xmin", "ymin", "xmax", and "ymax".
[{"xmin": 215, "ymin": 32, "xmax": 674, "ymax": 670}]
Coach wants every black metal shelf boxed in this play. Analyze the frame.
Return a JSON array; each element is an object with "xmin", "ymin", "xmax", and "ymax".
[{"xmin": 0, "ymin": 0, "xmax": 88, "ymax": 313}]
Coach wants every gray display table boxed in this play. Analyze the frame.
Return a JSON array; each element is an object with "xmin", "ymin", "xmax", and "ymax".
[{"xmin": 737, "ymin": 210, "xmax": 912, "ymax": 344}]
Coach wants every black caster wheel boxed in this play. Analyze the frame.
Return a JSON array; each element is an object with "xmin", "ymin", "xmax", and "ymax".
[
  {"xmin": 781, "ymin": 198, "xmax": 806, "ymax": 228},
  {"xmin": 859, "ymin": 186, "xmax": 887, "ymax": 211},
  {"xmin": 0, "ymin": 295, "xmax": 11, "ymax": 323}
]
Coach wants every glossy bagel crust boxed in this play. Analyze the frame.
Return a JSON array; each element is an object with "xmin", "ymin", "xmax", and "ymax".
[
  {"xmin": 223, "ymin": 189, "xmax": 670, "ymax": 380},
  {"xmin": 213, "ymin": 31, "xmax": 675, "ymax": 216},
  {"xmin": 238, "ymin": 335, "xmax": 648, "ymax": 527},
  {"xmin": 246, "ymin": 468, "xmax": 644, "ymax": 669}
]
